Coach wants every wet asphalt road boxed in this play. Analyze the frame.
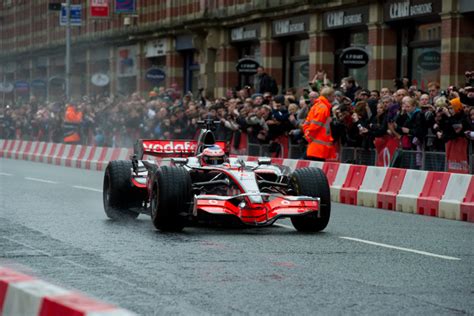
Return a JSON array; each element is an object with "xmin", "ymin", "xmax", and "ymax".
[{"xmin": 0, "ymin": 158, "xmax": 473, "ymax": 315}]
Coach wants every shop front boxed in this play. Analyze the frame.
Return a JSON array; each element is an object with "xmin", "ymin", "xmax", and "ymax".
[
  {"xmin": 230, "ymin": 24, "xmax": 261, "ymax": 89},
  {"xmin": 384, "ymin": 0, "xmax": 442, "ymax": 90},
  {"xmin": 323, "ymin": 5, "xmax": 369, "ymax": 88},
  {"xmin": 272, "ymin": 15, "xmax": 309, "ymax": 92},
  {"xmin": 176, "ymin": 34, "xmax": 199, "ymax": 96}
]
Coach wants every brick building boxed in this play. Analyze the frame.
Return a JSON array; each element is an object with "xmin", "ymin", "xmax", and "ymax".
[{"xmin": 0, "ymin": 0, "xmax": 473, "ymax": 102}]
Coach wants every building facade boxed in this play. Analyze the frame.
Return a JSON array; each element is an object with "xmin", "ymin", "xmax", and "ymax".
[{"xmin": 0, "ymin": 0, "xmax": 473, "ymax": 102}]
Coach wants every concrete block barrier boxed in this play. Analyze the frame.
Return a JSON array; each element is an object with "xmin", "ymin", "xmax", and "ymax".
[
  {"xmin": 339, "ymin": 165, "xmax": 367, "ymax": 205},
  {"xmin": 396, "ymin": 170, "xmax": 428, "ymax": 214},
  {"xmin": 357, "ymin": 166, "xmax": 388, "ymax": 208},
  {"xmin": 416, "ymin": 172, "xmax": 451, "ymax": 217},
  {"xmin": 0, "ymin": 266, "xmax": 136, "ymax": 316},
  {"xmin": 439, "ymin": 174, "xmax": 472, "ymax": 220},
  {"xmin": 328, "ymin": 163, "xmax": 351, "ymax": 203}
]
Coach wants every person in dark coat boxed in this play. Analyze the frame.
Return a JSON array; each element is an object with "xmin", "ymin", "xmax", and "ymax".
[{"xmin": 255, "ymin": 67, "xmax": 276, "ymax": 95}]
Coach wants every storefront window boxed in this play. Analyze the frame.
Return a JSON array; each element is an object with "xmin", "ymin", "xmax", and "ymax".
[
  {"xmin": 238, "ymin": 44, "xmax": 261, "ymax": 89},
  {"xmin": 413, "ymin": 22, "xmax": 441, "ymax": 41},
  {"xmin": 284, "ymin": 39, "xmax": 309, "ymax": 91},
  {"xmin": 411, "ymin": 46, "xmax": 440, "ymax": 90},
  {"xmin": 348, "ymin": 31, "xmax": 368, "ymax": 88},
  {"xmin": 398, "ymin": 22, "xmax": 441, "ymax": 90}
]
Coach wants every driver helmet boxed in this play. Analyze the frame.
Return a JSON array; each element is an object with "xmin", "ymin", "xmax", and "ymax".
[{"xmin": 201, "ymin": 145, "xmax": 226, "ymax": 166}]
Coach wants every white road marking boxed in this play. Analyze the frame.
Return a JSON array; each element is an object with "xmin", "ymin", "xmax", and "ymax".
[
  {"xmin": 72, "ymin": 185, "xmax": 102, "ymax": 193},
  {"xmin": 339, "ymin": 236, "xmax": 461, "ymax": 261},
  {"xmin": 0, "ymin": 172, "xmax": 13, "ymax": 176},
  {"xmin": 274, "ymin": 223, "xmax": 295, "ymax": 230},
  {"xmin": 24, "ymin": 177, "xmax": 58, "ymax": 184}
]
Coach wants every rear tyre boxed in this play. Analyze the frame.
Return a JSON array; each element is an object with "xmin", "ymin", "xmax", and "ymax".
[
  {"xmin": 151, "ymin": 166, "xmax": 192, "ymax": 232},
  {"xmin": 289, "ymin": 167, "xmax": 331, "ymax": 232},
  {"xmin": 103, "ymin": 160, "xmax": 140, "ymax": 220}
]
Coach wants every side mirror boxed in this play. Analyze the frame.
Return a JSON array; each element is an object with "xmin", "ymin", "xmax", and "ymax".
[
  {"xmin": 172, "ymin": 157, "xmax": 188, "ymax": 165},
  {"xmin": 258, "ymin": 157, "xmax": 272, "ymax": 165}
]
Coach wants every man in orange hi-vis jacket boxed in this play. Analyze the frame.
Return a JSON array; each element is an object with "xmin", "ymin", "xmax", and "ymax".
[
  {"xmin": 63, "ymin": 103, "xmax": 83, "ymax": 144},
  {"xmin": 302, "ymin": 87, "xmax": 336, "ymax": 161}
]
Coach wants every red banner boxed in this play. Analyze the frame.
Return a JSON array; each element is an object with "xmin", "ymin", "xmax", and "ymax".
[
  {"xmin": 446, "ymin": 137, "xmax": 469, "ymax": 174},
  {"xmin": 374, "ymin": 135, "xmax": 399, "ymax": 167},
  {"xmin": 90, "ymin": 0, "xmax": 109, "ymax": 17}
]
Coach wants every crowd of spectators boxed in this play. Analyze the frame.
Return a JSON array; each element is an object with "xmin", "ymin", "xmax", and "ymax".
[{"xmin": 1, "ymin": 69, "xmax": 474, "ymax": 168}]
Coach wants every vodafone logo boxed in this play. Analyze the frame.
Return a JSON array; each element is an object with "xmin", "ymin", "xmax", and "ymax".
[{"xmin": 143, "ymin": 141, "xmax": 197, "ymax": 154}]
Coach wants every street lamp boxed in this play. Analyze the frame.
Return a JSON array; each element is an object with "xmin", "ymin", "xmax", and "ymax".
[{"xmin": 65, "ymin": 0, "xmax": 71, "ymax": 102}]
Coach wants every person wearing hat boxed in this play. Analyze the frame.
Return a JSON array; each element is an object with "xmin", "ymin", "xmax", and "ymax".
[{"xmin": 435, "ymin": 97, "xmax": 469, "ymax": 143}]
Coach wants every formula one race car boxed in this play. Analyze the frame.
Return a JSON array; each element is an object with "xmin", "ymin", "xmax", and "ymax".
[{"xmin": 103, "ymin": 119, "xmax": 331, "ymax": 232}]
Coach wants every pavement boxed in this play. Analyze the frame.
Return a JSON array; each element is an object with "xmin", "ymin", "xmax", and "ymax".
[{"xmin": 0, "ymin": 158, "xmax": 473, "ymax": 315}]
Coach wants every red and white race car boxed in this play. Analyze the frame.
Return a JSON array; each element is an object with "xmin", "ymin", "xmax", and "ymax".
[{"xmin": 103, "ymin": 119, "xmax": 331, "ymax": 232}]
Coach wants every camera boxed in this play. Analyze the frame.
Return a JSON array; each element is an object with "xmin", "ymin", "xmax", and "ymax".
[{"xmin": 440, "ymin": 90, "xmax": 447, "ymax": 97}]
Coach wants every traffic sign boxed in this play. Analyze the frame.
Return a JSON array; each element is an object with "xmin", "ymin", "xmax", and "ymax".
[{"xmin": 60, "ymin": 4, "xmax": 82, "ymax": 26}]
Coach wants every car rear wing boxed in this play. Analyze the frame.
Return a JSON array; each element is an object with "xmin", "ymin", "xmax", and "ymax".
[{"xmin": 134, "ymin": 139, "xmax": 228, "ymax": 159}]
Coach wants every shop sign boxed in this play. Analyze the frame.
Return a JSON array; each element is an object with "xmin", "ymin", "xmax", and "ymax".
[
  {"xmin": 417, "ymin": 50, "xmax": 440, "ymax": 71},
  {"xmin": 0, "ymin": 82, "xmax": 14, "ymax": 93},
  {"xmin": 31, "ymin": 79, "xmax": 47, "ymax": 89},
  {"xmin": 91, "ymin": 73, "xmax": 110, "ymax": 86},
  {"xmin": 339, "ymin": 47, "xmax": 369, "ymax": 68},
  {"xmin": 14, "ymin": 80, "xmax": 29, "ymax": 92},
  {"xmin": 90, "ymin": 0, "xmax": 109, "ymax": 18},
  {"xmin": 235, "ymin": 58, "xmax": 260, "ymax": 74},
  {"xmin": 323, "ymin": 6, "xmax": 369, "ymax": 30},
  {"xmin": 145, "ymin": 68, "xmax": 166, "ymax": 84},
  {"xmin": 230, "ymin": 24, "xmax": 260, "ymax": 42},
  {"xmin": 117, "ymin": 45, "xmax": 137, "ymax": 77},
  {"xmin": 384, "ymin": 0, "xmax": 441, "ymax": 22},
  {"xmin": 145, "ymin": 39, "xmax": 167, "ymax": 57},
  {"xmin": 273, "ymin": 16, "xmax": 309, "ymax": 37},
  {"xmin": 115, "ymin": 0, "xmax": 136, "ymax": 14}
]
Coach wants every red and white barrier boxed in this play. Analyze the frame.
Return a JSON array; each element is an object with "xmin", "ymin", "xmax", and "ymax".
[
  {"xmin": 1, "ymin": 139, "xmax": 473, "ymax": 223},
  {"xmin": 339, "ymin": 165, "xmax": 367, "ymax": 205},
  {"xmin": 396, "ymin": 170, "xmax": 428, "ymax": 214},
  {"xmin": 357, "ymin": 166, "xmax": 388, "ymax": 208},
  {"xmin": 439, "ymin": 174, "xmax": 473, "ymax": 220},
  {"xmin": 417, "ymin": 172, "xmax": 451, "ymax": 217},
  {"xmin": 0, "ymin": 266, "xmax": 136, "ymax": 316}
]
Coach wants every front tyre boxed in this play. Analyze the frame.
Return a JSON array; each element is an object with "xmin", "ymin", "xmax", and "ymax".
[
  {"xmin": 103, "ymin": 160, "xmax": 140, "ymax": 220},
  {"xmin": 151, "ymin": 166, "xmax": 192, "ymax": 232},
  {"xmin": 290, "ymin": 167, "xmax": 331, "ymax": 232}
]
